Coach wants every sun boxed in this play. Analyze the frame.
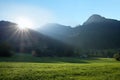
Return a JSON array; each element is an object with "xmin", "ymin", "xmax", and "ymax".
[{"xmin": 16, "ymin": 17, "xmax": 34, "ymax": 30}]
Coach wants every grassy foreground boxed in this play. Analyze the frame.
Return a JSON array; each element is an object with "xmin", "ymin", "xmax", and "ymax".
[{"xmin": 0, "ymin": 54, "xmax": 120, "ymax": 80}]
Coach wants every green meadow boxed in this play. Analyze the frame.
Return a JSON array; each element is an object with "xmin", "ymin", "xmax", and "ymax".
[{"xmin": 0, "ymin": 54, "xmax": 120, "ymax": 80}]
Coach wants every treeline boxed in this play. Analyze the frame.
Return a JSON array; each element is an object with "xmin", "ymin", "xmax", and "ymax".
[
  {"xmin": 0, "ymin": 41, "xmax": 120, "ymax": 59},
  {"xmin": 31, "ymin": 40, "xmax": 75, "ymax": 57},
  {"xmin": 74, "ymin": 48, "xmax": 120, "ymax": 58},
  {"xmin": 0, "ymin": 42, "xmax": 13, "ymax": 57}
]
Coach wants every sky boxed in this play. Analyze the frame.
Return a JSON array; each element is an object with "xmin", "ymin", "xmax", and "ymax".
[{"xmin": 0, "ymin": 0, "xmax": 120, "ymax": 28}]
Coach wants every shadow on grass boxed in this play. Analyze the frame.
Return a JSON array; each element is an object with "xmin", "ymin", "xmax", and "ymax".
[
  {"xmin": 0, "ymin": 54, "xmax": 108, "ymax": 63},
  {"xmin": 0, "ymin": 54, "xmax": 91, "ymax": 63}
]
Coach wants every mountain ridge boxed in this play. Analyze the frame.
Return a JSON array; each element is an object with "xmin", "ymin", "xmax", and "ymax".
[
  {"xmin": 38, "ymin": 14, "xmax": 120, "ymax": 49},
  {"xmin": 1, "ymin": 14, "xmax": 120, "ymax": 50}
]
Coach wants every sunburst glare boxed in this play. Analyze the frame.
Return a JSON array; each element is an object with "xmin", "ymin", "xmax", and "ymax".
[{"xmin": 16, "ymin": 17, "xmax": 34, "ymax": 30}]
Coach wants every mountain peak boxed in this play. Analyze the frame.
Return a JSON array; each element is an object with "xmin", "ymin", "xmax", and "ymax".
[
  {"xmin": 90, "ymin": 14, "xmax": 103, "ymax": 19},
  {"xmin": 83, "ymin": 14, "xmax": 106, "ymax": 25}
]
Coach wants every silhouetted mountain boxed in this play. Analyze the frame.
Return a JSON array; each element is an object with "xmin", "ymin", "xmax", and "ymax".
[
  {"xmin": 0, "ymin": 21, "xmax": 73, "ymax": 56},
  {"xmin": 38, "ymin": 14, "xmax": 120, "ymax": 49},
  {"xmin": 1, "ymin": 14, "xmax": 120, "ymax": 54},
  {"xmin": 83, "ymin": 14, "xmax": 106, "ymax": 25},
  {"xmin": 73, "ymin": 14, "xmax": 120, "ymax": 49}
]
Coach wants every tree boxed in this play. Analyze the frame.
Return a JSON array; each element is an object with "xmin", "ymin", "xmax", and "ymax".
[
  {"xmin": 113, "ymin": 52, "xmax": 120, "ymax": 61},
  {"xmin": 0, "ymin": 42, "xmax": 13, "ymax": 57}
]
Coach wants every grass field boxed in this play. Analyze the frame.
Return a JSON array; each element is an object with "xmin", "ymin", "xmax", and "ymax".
[{"xmin": 0, "ymin": 54, "xmax": 120, "ymax": 80}]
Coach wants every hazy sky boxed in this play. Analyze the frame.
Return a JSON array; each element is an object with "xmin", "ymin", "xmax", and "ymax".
[{"xmin": 0, "ymin": 0, "xmax": 120, "ymax": 28}]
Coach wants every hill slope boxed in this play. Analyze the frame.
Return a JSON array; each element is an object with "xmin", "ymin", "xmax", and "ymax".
[
  {"xmin": 0, "ymin": 21, "xmax": 73, "ymax": 56},
  {"xmin": 39, "ymin": 14, "xmax": 120, "ymax": 49},
  {"xmin": 1, "ymin": 14, "xmax": 120, "ymax": 53}
]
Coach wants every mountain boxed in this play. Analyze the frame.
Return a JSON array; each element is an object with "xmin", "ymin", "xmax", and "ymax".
[
  {"xmin": 72, "ymin": 14, "xmax": 120, "ymax": 49},
  {"xmin": 39, "ymin": 23, "xmax": 73, "ymax": 43},
  {"xmin": 38, "ymin": 14, "xmax": 120, "ymax": 49},
  {"xmin": 0, "ymin": 21, "xmax": 73, "ymax": 56},
  {"xmin": 83, "ymin": 14, "xmax": 106, "ymax": 25},
  {"xmin": 1, "ymin": 14, "xmax": 120, "ymax": 52}
]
